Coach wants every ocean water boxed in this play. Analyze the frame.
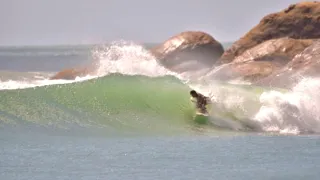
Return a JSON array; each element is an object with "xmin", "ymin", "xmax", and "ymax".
[{"xmin": 1, "ymin": 41, "xmax": 320, "ymax": 179}]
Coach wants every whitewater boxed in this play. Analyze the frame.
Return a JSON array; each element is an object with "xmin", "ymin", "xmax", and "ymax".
[{"xmin": 1, "ymin": 41, "xmax": 320, "ymax": 135}]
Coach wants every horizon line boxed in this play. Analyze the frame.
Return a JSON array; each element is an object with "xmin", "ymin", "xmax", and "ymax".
[{"xmin": 0, "ymin": 41, "xmax": 235, "ymax": 48}]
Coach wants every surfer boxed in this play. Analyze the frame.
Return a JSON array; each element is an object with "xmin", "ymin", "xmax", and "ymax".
[{"xmin": 190, "ymin": 90, "xmax": 211, "ymax": 114}]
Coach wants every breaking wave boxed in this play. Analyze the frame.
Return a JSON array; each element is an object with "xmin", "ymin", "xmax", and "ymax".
[{"xmin": 1, "ymin": 41, "xmax": 319, "ymax": 135}]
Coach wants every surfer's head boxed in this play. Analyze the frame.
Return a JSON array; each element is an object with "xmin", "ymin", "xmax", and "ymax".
[{"xmin": 190, "ymin": 90, "xmax": 198, "ymax": 97}]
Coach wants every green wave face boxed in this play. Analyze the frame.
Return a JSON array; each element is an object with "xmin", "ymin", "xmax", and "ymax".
[
  {"xmin": 0, "ymin": 73, "xmax": 277, "ymax": 136},
  {"xmin": 0, "ymin": 74, "xmax": 200, "ymax": 135}
]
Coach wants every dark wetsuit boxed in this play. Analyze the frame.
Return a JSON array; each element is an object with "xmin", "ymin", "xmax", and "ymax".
[{"xmin": 191, "ymin": 94, "xmax": 211, "ymax": 114}]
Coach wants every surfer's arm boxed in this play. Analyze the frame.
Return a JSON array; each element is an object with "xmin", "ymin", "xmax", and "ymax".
[{"xmin": 205, "ymin": 97, "xmax": 212, "ymax": 104}]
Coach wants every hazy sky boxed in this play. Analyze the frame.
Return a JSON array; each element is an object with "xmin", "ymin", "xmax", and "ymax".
[{"xmin": 1, "ymin": 0, "xmax": 303, "ymax": 46}]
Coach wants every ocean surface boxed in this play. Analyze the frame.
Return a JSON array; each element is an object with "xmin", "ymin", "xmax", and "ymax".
[{"xmin": 1, "ymin": 41, "xmax": 320, "ymax": 180}]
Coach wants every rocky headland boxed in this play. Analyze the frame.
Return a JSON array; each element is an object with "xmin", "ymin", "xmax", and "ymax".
[{"xmin": 50, "ymin": 1, "xmax": 320, "ymax": 89}]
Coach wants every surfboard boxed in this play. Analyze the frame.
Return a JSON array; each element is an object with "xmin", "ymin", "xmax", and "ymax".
[
  {"xmin": 194, "ymin": 112, "xmax": 209, "ymax": 125},
  {"xmin": 190, "ymin": 96, "xmax": 211, "ymax": 124}
]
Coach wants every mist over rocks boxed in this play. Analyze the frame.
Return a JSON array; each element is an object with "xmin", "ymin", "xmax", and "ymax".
[
  {"xmin": 208, "ymin": 38, "xmax": 315, "ymax": 82},
  {"xmin": 256, "ymin": 40, "xmax": 320, "ymax": 89},
  {"xmin": 232, "ymin": 38, "xmax": 314, "ymax": 65}
]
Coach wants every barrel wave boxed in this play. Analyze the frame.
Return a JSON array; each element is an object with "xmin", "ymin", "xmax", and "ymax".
[
  {"xmin": 2, "ymin": 41, "xmax": 320, "ymax": 136},
  {"xmin": 0, "ymin": 74, "xmax": 272, "ymax": 135},
  {"xmin": 0, "ymin": 74, "xmax": 205, "ymax": 135}
]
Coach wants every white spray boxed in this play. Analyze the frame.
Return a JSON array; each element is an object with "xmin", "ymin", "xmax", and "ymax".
[
  {"xmin": 254, "ymin": 77, "xmax": 320, "ymax": 134},
  {"xmin": 0, "ymin": 41, "xmax": 174, "ymax": 90}
]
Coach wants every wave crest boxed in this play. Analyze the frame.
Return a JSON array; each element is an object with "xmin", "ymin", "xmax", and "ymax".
[{"xmin": 91, "ymin": 41, "xmax": 173, "ymax": 77}]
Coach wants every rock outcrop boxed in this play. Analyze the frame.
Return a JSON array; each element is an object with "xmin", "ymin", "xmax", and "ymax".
[
  {"xmin": 50, "ymin": 2, "xmax": 320, "ymax": 81},
  {"xmin": 50, "ymin": 64, "xmax": 97, "ymax": 80},
  {"xmin": 219, "ymin": 1, "xmax": 320, "ymax": 64},
  {"xmin": 233, "ymin": 38, "xmax": 314, "ymax": 64},
  {"xmin": 256, "ymin": 40, "xmax": 320, "ymax": 88},
  {"xmin": 150, "ymin": 31, "xmax": 224, "ymax": 73},
  {"xmin": 207, "ymin": 38, "xmax": 314, "ymax": 82}
]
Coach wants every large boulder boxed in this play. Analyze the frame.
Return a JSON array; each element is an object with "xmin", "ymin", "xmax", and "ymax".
[
  {"xmin": 219, "ymin": 1, "xmax": 320, "ymax": 64},
  {"xmin": 256, "ymin": 40, "xmax": 320, "ymax": 88},
  {"xmin": 207, "ymin": 38, "xmax": 313, "ymax": 82},
  {"xmin": 150, "ymin": 31, "xmax": 224, "ymax": 73}
]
